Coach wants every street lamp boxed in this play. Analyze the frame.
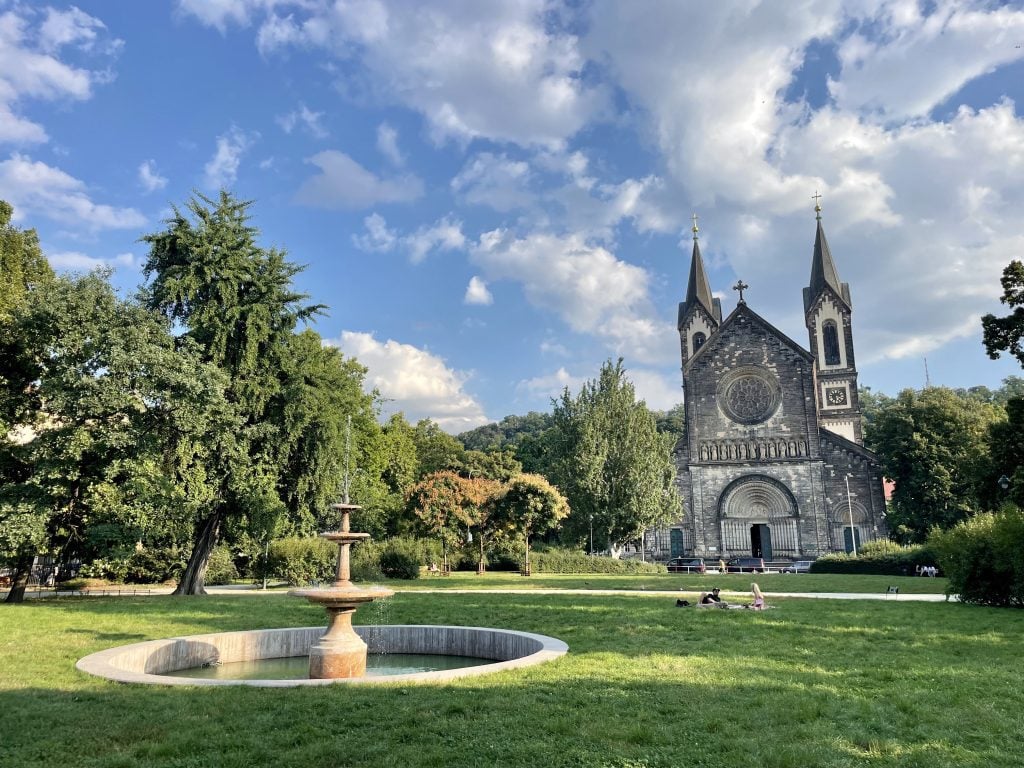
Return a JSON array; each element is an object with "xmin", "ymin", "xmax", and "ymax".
[
  {"xmin": 998, "ymin": 474, "xmax": 1011, "ymax": 491},
  {"xmin": 589, "ymin": 515, "xmax": 594, "ymax": 556}
]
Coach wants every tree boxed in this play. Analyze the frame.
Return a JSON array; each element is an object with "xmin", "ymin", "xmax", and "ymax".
[
  {"xmin": 1, "ymin": 272, "xmax": 233, "ymax": 601},
  {"xmin": 0, "ymin": 200, "xmax": 53, "ymax": 436},
  {"xmin": 0, "ymin": 200, "xmax": 53, "ymax": 320},
  {"xmin": 865, "ymin": 387, "xmax": 1002, "ymax": 542},
  {"xmin": 987, "ymin": 397, "xmax": 1024, "ymax": 509},
  {"xmin": 547, "ymin": 359, "xmax": 681, "ymax": 552},
  {"xmin": 141, "ymin": 191, "xmax": 323, "ymax": 594},
  {"xmin": 461, "ymin": 448, "xmax": 522, "ymax": 481},
  {"xmin": 982, "ymin": 260, "xmax": 1024, "ymax": 367},
  {"xmin": 406, "ymin": 471, "xmax": 474, "ymax": 572},
  {"xmin": 411, "ymin": 419, "xmax": 465, "ymax": 478},
  {"xmin": 462, "ymin": 476, "xmax": 502, "ymax": 573},
  {"xmin": 488, "ymin": 474, "xmax": 569, "ymax": 574}
]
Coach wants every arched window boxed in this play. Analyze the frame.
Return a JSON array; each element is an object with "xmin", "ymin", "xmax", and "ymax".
[
  {"xmin": 692, "ymin": 332, "xmax": 706, "ymax": 353},
  {"xmin": 822, "ymin": 321, "xmax": 841, "ymax": 366}
]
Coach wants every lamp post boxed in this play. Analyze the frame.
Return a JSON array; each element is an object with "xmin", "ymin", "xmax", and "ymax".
[
  {"xmin": 845, "ymin": 475, "xmax": 858, "ymax": 557},
  {"xmin": 998, "ymin": 475, "xmax": 1010, "ymax": 492},
  {"xmin": 589, "ymin": 515, "xmax": 594, "ymax": 556}
]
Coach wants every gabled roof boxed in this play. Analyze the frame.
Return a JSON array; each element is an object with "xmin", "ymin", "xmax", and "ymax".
[
  {"xmin": 685, "ymin": 301, "xmax": 813, "ymax": 371},
  {"xmin": 804, "ymin": 218, "xmax": 851, "ymax": 313},
  {"xmin": 679, "ymin": 239, "xmax": 721, "ymax": 326},
  {"xmin": 819, "ymin": 426, "xmax": 879, "ymax": 464}
]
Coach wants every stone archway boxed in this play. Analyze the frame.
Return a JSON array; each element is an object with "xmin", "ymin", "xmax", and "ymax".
[{"xmin": 718, "ymin": 475, "xmax": 799, "ymax": 558}]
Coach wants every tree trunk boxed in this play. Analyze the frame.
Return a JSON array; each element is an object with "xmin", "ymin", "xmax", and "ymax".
[
  {"xmin": 4, "ymin": 551, "xmax": 34, "ymax": 603},
  {"xmin": 173, "ymin": 511, "xmax": 223, "ymax": 596}
]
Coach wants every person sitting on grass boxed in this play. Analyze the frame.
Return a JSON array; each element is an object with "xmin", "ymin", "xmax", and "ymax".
[
  {"xmin": 750, "ymin": 582, "xmax": 765, "ymax": 611},
  {"xmin": 700, "ymin": 587, "xmax": 727, "ymax": 607}
]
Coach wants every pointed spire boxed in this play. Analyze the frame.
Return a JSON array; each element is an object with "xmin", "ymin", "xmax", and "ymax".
[
  {"xmin": 684, "ymin": 232, "xmax": 715, "ymax": 317},
  {"xmin": 805, "ymin": 196, "xmax": 850, "ymax": 312}
]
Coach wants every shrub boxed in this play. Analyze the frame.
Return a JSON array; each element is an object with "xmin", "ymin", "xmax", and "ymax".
[
  {"xmin": 379, "ymin": 550, "xmax": 421, "ymax": 579},
  {"xmin": 78, "ymin": 556, "xmax": 131, "ymax": 582},
  {"xmin": 268, "ymin": 536, "xmax": 336, "ymax": 586},
  {"xmin": 124, "ymin": 547, "xmax": 186, "ymax": 584},
  {"xmin": 530, "ymin": 547, "xmax": 666, "ymax": 574},
  {"xmin": 810, "ymin": 540, "xmax": 936, "ymax": 575},
  {"xmin": 929, "ymin": 507, "xmax": 1024, "ymax": 607},
  {"xmin": 204, "ymin": 545, "xmax": 239, "ymax": 585}
]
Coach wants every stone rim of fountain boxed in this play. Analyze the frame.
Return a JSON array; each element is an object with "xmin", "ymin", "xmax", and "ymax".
[{"xmin": 76, "ymin": 625, "xmax": 569, "ymax": 687}]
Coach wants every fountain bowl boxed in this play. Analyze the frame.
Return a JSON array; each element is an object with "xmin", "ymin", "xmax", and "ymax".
[{"xmin": 77, "ymin": 625, "xmax": 568, "ymax": 687}]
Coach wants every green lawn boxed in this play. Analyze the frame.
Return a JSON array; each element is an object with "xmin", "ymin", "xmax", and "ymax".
[
  {"xmin": 2, "ymin": 589, "xmax": 1019, "ymax": 768},
  {"xmin": 386, "ymin": 570, "xmax": 950, "ymax": 595}
]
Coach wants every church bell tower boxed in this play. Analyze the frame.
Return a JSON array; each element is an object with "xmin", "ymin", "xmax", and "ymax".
[
  {"xmin": 803, "ymin": 198, "xmax": 864, "ymax": 443},
  {"xmin": 678, "ymin": 214, "xmax": 722, "ymax": 379}
]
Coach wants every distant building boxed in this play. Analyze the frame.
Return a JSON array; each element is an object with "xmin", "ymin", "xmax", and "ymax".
[{"xmin": 651, "ymin": 206, "xmax": 887, "ymax": 561}]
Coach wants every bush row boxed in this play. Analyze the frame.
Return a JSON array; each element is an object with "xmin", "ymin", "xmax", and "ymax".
[
  {"xmin": 930, "ymin": 507, "xmax": 1024, "ymax": 607},
  {"xmin": 810, "ymin": 539, "xmax": 938, "ymax": 576},
  {"xmin": 530, "ymin": 547, "xmax": 666, "ymax": 574}
]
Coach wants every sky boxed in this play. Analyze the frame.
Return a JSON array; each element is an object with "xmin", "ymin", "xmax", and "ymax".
[{"xmin": 2, "ymin": 0, "xmax": 1024, "ymax": 433}]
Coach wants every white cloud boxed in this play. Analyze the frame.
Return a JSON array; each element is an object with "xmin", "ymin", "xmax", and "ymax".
[
  {"xmin": 353, "ymin": 212, "xmax": 464, "ymax": 264},
  {"xmin": 295, "ymin": 150, "xmax": 423, "ymax": 209},
  {"xmin": 451, "ymin": 152, "xmax": 533, "ymax": 212},
  {"xmin": 516, "ymin": 367, "xmax": 585, "ymax": 400},
  {"xmin": 38, "ymin": 6, "xmax": 108, "ymax": 52},
  {"xmin": 352, "ymin": 212, "xmax": 397, "ymax": 252},
  {"xmin": 329, "ymin": 330, "xmax": 489, "ymax": 432},
  {"xmin": 0, "ymin": 5, "xmax": 120, "ymax": 146},
  {"xmin": 0, "ymin": 153, "xmax": 146, "ymax": 230},
  {"xmin": 176, "ymin": 0, "xmax": 262, "ymax": 33},
  {"xmin": 48, "ymin": 250, "xmax": 136, "ymax": 272},
  {"xmin": 464, "ymin": 276, "xmax": 493, "ymax": 306},
  {"xmin": 830, "ymin": 4, "xmax": 1024, "ymax": 121},
  {"xmin": 203, "ymin": 126, "xmax": 258, "ymax": 188},
  {"xmin": 472, "ymin": 229, "xmax": 668, "ymax": 362},
  {"xmin": 405, "ymin": 216, "xmax": 465, "ymax": 264},
  {"xmin": 276, "ymin": 103, "xmax": 327, "ymax": 138},
  {"xmin": 138, "ymin": 160, "xmax": 168, "ymax": 193},
  {"xmin": 625, "ymin": 368, "xmax": 683, "ymax": 411},
  {"xmin": 189, "ymin": 0, "xmax": 607, "ymax": 148},
  {"xmin": 376, "ymin": 123, "xmax": 403, "ymax": 166}
]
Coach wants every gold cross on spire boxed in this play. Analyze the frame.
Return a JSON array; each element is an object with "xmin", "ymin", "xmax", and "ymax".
[
  {"xmin": 733, "ymin": 279, "xmax": 749, "ymax": 303},
  {"xmin": 812, "ymin": 190, "xmax": 822, "ymax": 220},
  {"xmin": 691, "ymin": 212, "xmax": 699, "ymax": 240}
]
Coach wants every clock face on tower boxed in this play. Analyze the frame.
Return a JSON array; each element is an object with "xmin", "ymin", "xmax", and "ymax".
[{"xmin": 825, "ymin": 387, "xmax": 848, "ymax": 406}]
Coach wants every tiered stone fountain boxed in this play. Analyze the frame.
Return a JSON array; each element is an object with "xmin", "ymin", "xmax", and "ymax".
[{"xmin": 290, "ymin": 503, "xmax": 393, "ymax": 678}]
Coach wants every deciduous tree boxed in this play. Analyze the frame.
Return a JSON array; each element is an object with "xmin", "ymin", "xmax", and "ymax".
[
  {"xmin": 865, "ymin": 387, "xmax": 1002, "ymax": 542},
  {"xmin": 982, "ymin": 260, "xmax": 1024, "ymax": 367},
  {"xmin": 547, "ymin": 359, "xmax": 681, "ymax": 552},
  {"xmin": 488, "ymin": 474, "xmax": 569, "ymax": 573}
]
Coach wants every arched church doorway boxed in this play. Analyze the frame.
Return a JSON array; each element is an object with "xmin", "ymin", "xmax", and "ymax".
[
  {"xmin": 750, "ymin": 523, "xmax": 772, "ymax": 560},
  {"xmin": 718, "ymin": 476, "xmax": 799, "ymax": 559}
]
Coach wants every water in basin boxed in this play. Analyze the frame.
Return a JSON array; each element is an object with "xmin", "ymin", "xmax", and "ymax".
[{"xmin": 165, "ymin": 653, "xmax": 492, "ymax": 680}]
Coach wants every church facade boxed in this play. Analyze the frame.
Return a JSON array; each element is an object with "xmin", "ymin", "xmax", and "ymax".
[{"xmin": 656, "ymin": 210, "xmax": 887, "ymax": 562}]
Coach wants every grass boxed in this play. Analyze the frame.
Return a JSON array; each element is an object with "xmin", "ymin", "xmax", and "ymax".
[
  {"xmin": 385, "ymin": 570, "xmax": 951, "ymax": 595},
  {"xmin": 2, "ymin": 587, "xmax": 1019, "ymax": 768}
]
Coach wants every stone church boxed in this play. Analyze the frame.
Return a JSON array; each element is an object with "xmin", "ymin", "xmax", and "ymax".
[{"xmin": 655, "ymin": 207, "xmax": 887, "ymax": 562}]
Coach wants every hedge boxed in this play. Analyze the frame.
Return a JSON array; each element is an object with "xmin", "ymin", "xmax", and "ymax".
[
  {"xmin": 810, "ymin": 539, "xmax": 938, "ymax": 576},
  {"xmin": 529, "ymin": 548, "xmax": 666, "ymax": 574}
]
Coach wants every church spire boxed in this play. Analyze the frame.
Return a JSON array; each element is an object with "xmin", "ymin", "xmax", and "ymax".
[
  {"xmin": 682, "ymin": 213, "xmax": 718, "ymax": 322},
  {"xmin": 804, "ymin": 195, "xmax": 850, "ymax": 312}
]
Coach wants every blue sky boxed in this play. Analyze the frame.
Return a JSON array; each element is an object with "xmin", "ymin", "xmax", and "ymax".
[{"xmin": 2, "ymin": 0, "xmax": 1024, "ymax": 432}]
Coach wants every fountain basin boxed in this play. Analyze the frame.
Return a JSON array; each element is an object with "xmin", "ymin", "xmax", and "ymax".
[{"xmin": 76, "ymin": 625, "xmax": 568, "ymax": 687}]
